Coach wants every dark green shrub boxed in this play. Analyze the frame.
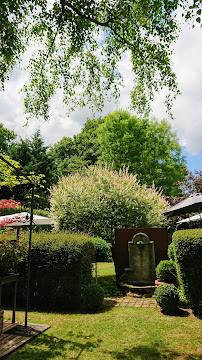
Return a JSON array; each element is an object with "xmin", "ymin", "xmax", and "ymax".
[
  {"xmin": 98, "ymin": 281, "xmax": 122, "ymax": 297},
  {"xmin": 156, "ymin": 260, "xmax": 177, "ymax": 283},
  {"xmin": 93, "ymin": 237, "xmax": 112, "ymax": 262},
  {"xmin": 83, "ymin": 283, "xmax": 104, "ymax": 312},
  {"xmin": 173, "ymin": 229, "xmax": 202, "ymax": 316},
  {"xmin": 154, "ymin": 284, "xmax": 180, "ymax": 314},
  {"xmin": 168, "ymin": 242, "xmax": 175, "ymax": 261},
  {"xmin": 2, "ymin": 231, "xmax": 95, "ymax": 311}
]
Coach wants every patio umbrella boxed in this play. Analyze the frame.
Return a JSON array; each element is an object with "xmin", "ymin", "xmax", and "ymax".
[
  {"xmin": 177, "ymin": 212, "xmax": 202, "ymax": 224},
  {"xmin": 163, "ymin": 193, "xmax": 202, "ymax": 217},
  {"xmin": 0, "ymin": 212, "xmax": 55, "ymax": 227}
]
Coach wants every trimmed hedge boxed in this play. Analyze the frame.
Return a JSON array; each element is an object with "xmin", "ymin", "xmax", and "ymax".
[
  {"xmin": 156, "ymin": 260, "xmax": 177, "ymax": 283},
  {"xmin": 93, "ymin": 238, "xmax": 112, "ymax": 262},
  {"xmin": 3, "ymin": 231, "xmax": 95, "ymax": 311},
  {"xmin": 154, "ymin": 284, "xmax": 180, "ymax": 314},
  {"xmin": 167, "ymin": 242, "xmax": 175, "ymax": 261},
  {"xmin": 83, "ymin": 283, "xmax": 104, "ymax": 312},
  {"xmin": 173, "ymin": 229, "xmax": 202, "ymax": 316}
]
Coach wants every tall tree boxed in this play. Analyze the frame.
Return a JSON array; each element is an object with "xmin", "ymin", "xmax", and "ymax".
[
  {"xmin": 50, "ymin": 117, "xmax": 103, "ymax": 175},
  {"xmin": 0, "ymin": 123, "xmax": 16, "ymax": 154},
  {"xmin": 74, "ymin": 117, "xmax": 103, "ymax": 165},
  {"xmin": 1, "ymin": 1, "xmax": 201, "ymax": 120},
  {"xmin": 8, "ymin": 130, "xmax": 57, "ymax": 208},
  {"xmin": 97, "ymin": 110, "xmax": 186, "ymax": 196},
  {"xmin": 180, "ymin": 170, "xmax": 202, "ymax": 195}
]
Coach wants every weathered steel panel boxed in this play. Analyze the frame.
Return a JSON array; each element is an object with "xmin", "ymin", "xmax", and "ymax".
[{"xmin": 114, "ymin": 228, "xmax": 168, "ymax": 283}]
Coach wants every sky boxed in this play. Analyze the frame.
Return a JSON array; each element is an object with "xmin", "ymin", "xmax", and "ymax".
[{"xmin": 0, "ymin": 17, "xmax": 202, "ymax": 173}]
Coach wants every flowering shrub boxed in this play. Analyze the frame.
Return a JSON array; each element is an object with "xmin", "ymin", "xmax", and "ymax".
[
  {"xmin": 0, "ymin": 199, "xmax": 21, "ymax": 210},
  {"xmin": 0, "ymin": 229, "xmax": 27, "ymax": 276},
  {"xmin": 51, "ymin": 165, "xmax": 167, "ymax": 243},
  {"xmin": 0, "ymin": 199, "xmax": 21, "ymax": 217}
]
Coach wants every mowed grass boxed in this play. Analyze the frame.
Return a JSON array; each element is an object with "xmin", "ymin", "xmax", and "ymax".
[
  {"xmin": 4, "ymin": 307, "xmax": 202, "ymax": 360},
  {"xmin": 4, "ymin": 263, "xmax": 202, "ymax": 359},
  {"xmin": 93, "ymin": 262, "xmax": 116, "ymax": 280}
]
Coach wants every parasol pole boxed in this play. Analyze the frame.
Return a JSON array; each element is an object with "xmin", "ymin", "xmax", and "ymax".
[
  {"xmin": 198, "ymin": 207, "xmax": 202, "ymax": 228},
  {"xmin": 0, "ymin": 154, "xmax": 35, "ymax": 329},
  {"xmin": 25, "ymin": 185, "xmax": 34, "ymax": 328}
]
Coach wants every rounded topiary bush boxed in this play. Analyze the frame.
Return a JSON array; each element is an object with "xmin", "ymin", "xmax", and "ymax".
[
  {"xmin": 93, "ymin": 237, "xmax": 112, "ymax": 262},
  {"xmin": 168, "ymin": 242, "xmax": 175, "ymax": 261},
  {"xmin": 156, "ymin": 260, "xmax": 177, "ymax": 283},
  {"xmin": 83, "ymin": 283, "xmax": 104, "ymax": 312},
  {"xmin": 154, "ymin": 284, "xmax": 180, "ymax": 314}
]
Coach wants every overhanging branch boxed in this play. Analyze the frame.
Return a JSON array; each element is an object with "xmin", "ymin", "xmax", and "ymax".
[
  {"xmin": 60, "ymin": 0, "xmax": 135, "ymax": 49},
  {"xmin": 0, "ymin": 154, "xmax": 33, "ymax": 185}
]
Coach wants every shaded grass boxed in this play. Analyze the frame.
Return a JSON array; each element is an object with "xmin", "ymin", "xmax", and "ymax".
[{"xmin": 4, "ymin": 306, "xmax": 202, "ymax": 360}]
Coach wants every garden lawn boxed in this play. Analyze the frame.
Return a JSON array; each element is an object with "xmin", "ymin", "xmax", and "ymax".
[
  {"xmin": 92, "ymin": 262, "xmax": 122, "ymax": 297},
  {"xmin": 4, "ymin": 307, "xmax": 202, "ymax": 360},
  {"xmin": 93, "ymin": 262, "xmax": 116, "ymax": 279}
]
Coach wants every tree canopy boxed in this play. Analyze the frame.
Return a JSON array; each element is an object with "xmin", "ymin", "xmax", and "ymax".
[
  {"xmin": 1, "ymin": 1, "xmax": 202, "ymax": 120},
  {"xmin": 97, "ymin": 110, "xmax": 186, "ymax": 196},
  {"xmin": 8, "ymin": 130, "xmax": 57, "ymax": 207},
  {"xmin": 51, "ymin": 111, "xmax": 186, "ymax": 196},
  {"xmin": 0, "ymin": 154, "xmax": 23, "ymax": 189},
  {"xmin": 50, "ymin": 116, "xmax": 103, "ymax": 175},
  {"xmin": 0, "ymin": 123, "xmax": 16, "ymax": 154}
]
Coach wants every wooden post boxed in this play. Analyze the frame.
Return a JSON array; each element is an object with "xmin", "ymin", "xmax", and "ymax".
[{"xmin": 95, "ymin": 262, "xmax": 98, "ymax": 284}]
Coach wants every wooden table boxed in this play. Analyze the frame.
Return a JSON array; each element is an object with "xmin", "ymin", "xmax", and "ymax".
[{"xmin": 0, "ymin": 274, "xmax": 19, "ymax": 324}]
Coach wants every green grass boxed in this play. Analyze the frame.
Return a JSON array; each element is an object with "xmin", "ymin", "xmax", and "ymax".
[
  {"xmin": 92, "ymin": 262, "xmax": 123, "ymax": 297},
  {"xmin": 93, "ymin": 262, "xmax": 116, "ymax": 279},
  {"xmin": 4, "ymin": 262, "xmax": 202, "ymax": 359},
  {"xmin": 4, "ymin": 307, "xmax": 202, "ymax": 360}
]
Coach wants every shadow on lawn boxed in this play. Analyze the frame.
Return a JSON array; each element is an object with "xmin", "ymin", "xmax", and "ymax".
[
  {"xmin": 9, "ymin": 331, "xmax": 102, "ymax": 360},
  {"xmin": 107, "ymin": 344, "xmax": 202, "ymax": 360},
  {"xmin": 96, "ymin": 275, "xmax": 116, "ymax": 282}
]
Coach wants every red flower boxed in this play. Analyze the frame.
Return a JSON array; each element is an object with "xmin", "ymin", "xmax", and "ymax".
[
  {"xmin": 0, "ymin": 214, "xmax": 26, "ymax": 227},
  {"xmin": 0, "ymin": 199, "xmax": 21, "ymax": 209}
]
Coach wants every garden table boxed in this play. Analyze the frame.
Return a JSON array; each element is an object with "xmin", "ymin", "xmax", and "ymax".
[{"xmin": 0, "ymin": 274, "xmax": 19, "ymax": 325}]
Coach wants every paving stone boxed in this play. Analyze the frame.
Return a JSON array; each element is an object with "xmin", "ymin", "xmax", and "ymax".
[{"xmin": 104, "ymin": 296, "xmax": 158, "ymax": 308}]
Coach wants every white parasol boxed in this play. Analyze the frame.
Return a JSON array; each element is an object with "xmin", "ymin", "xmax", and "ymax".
[{"xmin": 0, "ymin": 212, "xmax": 55, "ymax": 227}]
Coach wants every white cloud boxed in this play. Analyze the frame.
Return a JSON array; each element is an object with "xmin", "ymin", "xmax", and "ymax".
[
  {"xmin": 0, "ymin": 22, "xmax": 202, "ymax": 155},
  {"xmin": 170, "ymin": 23, "xmax": 202, "ymax": 154}
]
